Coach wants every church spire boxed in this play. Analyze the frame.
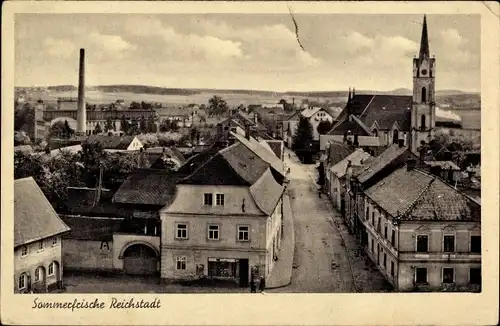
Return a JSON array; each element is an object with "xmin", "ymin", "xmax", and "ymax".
[{"xmin": 419, "ymin": 15, "xmax": 430, "ymax": 59}]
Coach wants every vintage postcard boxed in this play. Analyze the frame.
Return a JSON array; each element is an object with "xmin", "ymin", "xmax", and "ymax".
[{"xmin": 1, "ymin": 1, "xmax": 499, "ymax": 325}]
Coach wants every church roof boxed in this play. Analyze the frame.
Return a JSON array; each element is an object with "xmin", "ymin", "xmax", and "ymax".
[{"xmin": 359, "ymin": 95, "xmax": 412, "ymax": 130}]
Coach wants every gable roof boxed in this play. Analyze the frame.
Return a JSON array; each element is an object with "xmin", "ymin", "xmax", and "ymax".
[
  {"xmin": 112, "ymin": 169, "xmax": 178, "ymax": 206},
  {"xmin": 424, "ymin": 160, "xmax": 461, "ymax": 171},
  {"xmin": 249, "ymin": 168, "xmax": 285, "ymax": 215},
  {"xmin": 301, "ymin": 107, "xmax": 329, "ymax": 119},
  {"xmin": 15, "ymin": 177, "xmax": 71, "ymax": 247},
  {"xmin": 330, "ymin": 149, "xmax": 372, "ymax": 179},
  {"xmin": 220, "ymin": 142, "xmax": 271, "ymax": 184},
  {"xmin": 359, "ymin": 95, "xmax": 412, "ymax": 130},
  {"xmin": 328, "ymin": 116, "xmax": 372, "ymax": 136},
  {"xmin": 336, "ymin": 94, "xmax": 375, "ymax": 121},
  {"xmin": 356, "ymin": 144, "xmax": 414, "ymax": 184},
  {"xmin": 84, "ymin": 135, "xmax": 140, "ymax": 150},
  {"xmin": 325, "ymin": 141, "xmax": 353, "ymax": 167},
  {"xmin": 265, "ymin": 140, "xmax": 284, "ymax": 160},
  {"xmin": 365, "ymin": 166, "xmax": 480, "ymax": 221},
  {"xmin": 60, "ymin": 216, "xmax": 123, "ymax": 241},
  {"xmin": 230, "ymin": 132, "xmax": 284, "ymax": 177}
]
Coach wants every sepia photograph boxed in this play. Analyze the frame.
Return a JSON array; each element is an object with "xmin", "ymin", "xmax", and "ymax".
[{"xmin": 2, "ymin": 1, "xmax": 499, "ymax": 325}]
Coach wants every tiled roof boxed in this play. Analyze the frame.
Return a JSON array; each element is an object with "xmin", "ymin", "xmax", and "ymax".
[
  {"xmin": 231, "ymin": 132, "xmax": 284, "ymax": 177},
  {"xmin": 50, "ymin": 144, "xmax": 82, "ymax": 157},
  {"xmin": 301, "ymin": 107, "xmax": 323, "ymax": 118},
  {"xmin": 14, "ymin": 177, "xmax": 71, "ymax": 247},
  {"xmin": 359, "ymin": 95, "xmax": 412, "ymax": 130},
  {"xmin": 326, "ymin": 141, "xmax": 353, "ymax": 167},
  {"xmin": 112, "ymin": 169, "xmax": 178, "ymax": 206},
  {"xmin": 60, "ymin": 187, "xmax": 132, "ymax": 218},
  {"xmin": 60, "ymin": 216, "xmax": 123, "ymax": 241},
  {"xmin": 146, "ymin": 147, "xmax": 186, "ymax": 169},
  {"xmin": 220, "ymin": 142, "xmax": 270, "ymax": 184},
  {"xmin": 327, "ymin": 117, "xmax": 371, "ymax": 136},
  {"xmin": 365, "ymin": 166, "xmax": 480, "ymax": 221},
  {"xmin": 179, "ymin": 148, "xmax": 249, "ymax": 186},
  {"xmin": 14, "ymin": 145, "xmax": 33, "ymax": 153},
  {"xmin": 265, "ymin": 140, "xmax": 284, "ymax": 160},
  {"xmin": 424, "ymin": 161, "xmax": 461, "ymax": 171},
  {"xmin": 330, "ymin": 149, "xmax": 372, "ymax": 179},
  {"xmin": 84, "ymin": 135, "xmax": 140, "ymax": 150},
  {"xmin": 249, "ymin": 168, "xmax": 285, "ymax": 216},
  {"xmin": 336, "ymin": 95, "xmax": 375, "ymax": 121},
  {"xmin": 161, "ymin": 106, "xmax": 191, "ymax": 117},
  {"xmin": 176, "ymin": 144, "xmax": 223, "ymax": 177},
  {"xmin": 356, "ymin": 144, "xmax": 413, "ymax": 184}
]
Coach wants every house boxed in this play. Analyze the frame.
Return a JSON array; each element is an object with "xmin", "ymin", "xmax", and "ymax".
[
  {"xmin": 84, "ymin": 135, "xmax": 143, "ymax": 152},
  {"xmin": 324, "ymin": 15, "xmax": 437, "ymax": 155},
  {"xmin": 159, "ymin": 140, "xmax": 285, "ymax": 286},
  {"xmin": 345, "ymin": 143, "xmax": 422, "ymax": 239},
  {"xmin": 424, "ymin": 160, "xmax": 462, "ymax": 184},
  {"xmin": 328, "ymin": 149, "xmax": 372, "ymax": 213},
  {"xmin": 145, "ymin": 147, "xmax": 186, "ymax": 170},
  {"xmin": 320, "ymin": 141, "xmax": 353, "ymax": 194},
  {"xmin": 14, "ymin": 177, "xmax": 71, "ymax": 293},
  {"xmin": 49, "ymin": 144, "xmax": 83, "ymax": 157},
  {"xmin": 283, "ymin": 107, "xmax": 335, "ymax": 145},
  {"xmin": 362, "ymin": 161, "xmax": 481, "ymax": 292}
]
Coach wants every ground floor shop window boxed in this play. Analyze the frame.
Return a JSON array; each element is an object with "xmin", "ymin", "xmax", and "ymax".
[
  {"xmin": 208, "ymin": 259, "xmax": 237, "ymax": 278},
  {"xmin": 470, "ymin": 267, "xmax": 481, "ymax": 285}
]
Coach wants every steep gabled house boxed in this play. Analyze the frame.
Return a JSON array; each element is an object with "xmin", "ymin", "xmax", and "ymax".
[
  {"xmin": 159, "ymin": 140, "xmax": 285, "ymax": 287},
  {"xmin": 282, "ymin": 107, "xmax": 335, "ymax": 145},
  {"xmin": 84, "ymin": 135, "xmax": 143, "ymax": 152},
  {"xmin": 15, "ymin": 177, "xmax": 71, "ymax": 293}
]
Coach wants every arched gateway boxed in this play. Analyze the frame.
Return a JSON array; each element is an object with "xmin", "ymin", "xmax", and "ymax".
[{"xmin": 122, "ymin": 243, "xmax": 159, "ymax": 276}]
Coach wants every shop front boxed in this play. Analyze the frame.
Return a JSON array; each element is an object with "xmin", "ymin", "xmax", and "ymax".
[{"xmin": 207, "ymin": 258, "xmax": 250, "ymax": 287}]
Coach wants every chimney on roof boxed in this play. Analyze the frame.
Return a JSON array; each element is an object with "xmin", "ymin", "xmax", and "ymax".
[
  {"xmin": 407, "ymin": 159, "xmax": 417, "ymax": 171},
  {"xmin": 398, "ymin": 139, "xmax": 405, "ymax": 148},
  {"xmin": 245, "ymin": 124, "xmax": 251, "ymax": 140}
]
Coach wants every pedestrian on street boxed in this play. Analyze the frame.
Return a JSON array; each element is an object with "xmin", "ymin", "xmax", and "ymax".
[
  {"xmin": 259, "ymin": 276, "xmax": 266, "ymax": 293},
  {"xmin": 318, "ymin": 190, "xmax": 322, "ymax": 198},
  {"xmin": 250, "ymin": 278, "xmax": 256, "ymax": 293}
]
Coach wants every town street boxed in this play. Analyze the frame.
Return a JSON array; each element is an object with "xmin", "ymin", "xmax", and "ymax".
[{"xmin": 267, "ymin": 149, "xmax": 391, "ymax": 293}]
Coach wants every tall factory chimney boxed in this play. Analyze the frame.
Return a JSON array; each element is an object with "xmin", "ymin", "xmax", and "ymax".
[{"xmin": 76, "ymin": 48, "xmax": 87, "ymax": 135}]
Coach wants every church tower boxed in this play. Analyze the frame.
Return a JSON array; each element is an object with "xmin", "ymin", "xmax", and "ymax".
[{"xmin": 411, "ymin": 15, "xmax": 436, "ymax": 153}]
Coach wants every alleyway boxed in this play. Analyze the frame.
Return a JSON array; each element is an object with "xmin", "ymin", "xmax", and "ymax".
[{"xmin": 268, "ymin": 149, "xmax": 391, "ymax": 293}]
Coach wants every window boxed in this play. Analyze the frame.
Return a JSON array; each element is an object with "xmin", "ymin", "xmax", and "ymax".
[
  {"xmin": 470, "ymin": 235, "xmax": 481, "ymax": 253},
  {"xmin": 391, "ymin": 230, "xmax": 396, "ymax": 247},
  {"xmin": 415, "ymin": 267, "xmax": 427, "ymax": 284},
  {"xmin": 421, "ymin": 114, "xmax": 426, "ymax": 130},
  {"xmin": 18, "ymin": 274, "xmax": 27, "ymax": 290},
  {"xmin": 35, "ymin": 267, "xmax": 43, "ymax": 282},
  {"xmin": 443, "ymin": 235, "xmax": 455, "ymax": 253},
  {"xmin": 208, "ymin": 224, "xmax": 220, "ymax": 240},
  {"xmin": 383, "ymin": 253, "xmax": 387, "ymax": 269},
  {"xmin": 21, "ymin": 246, "xmax": 28, "ymax": 257},
  {"xmin": 469, "ymin": 267, "xmax": 481, "ymax": 285},
  {"xmin": 421, "ymin": 87, "xmax": 427, "ymax": 103},
  {"xmin": 384, "ymin": 225, "xmax": 388, "ymax": 239},
  {"xmin": 52, "ymin": 237, "xmax": 57, "ymax": 246},
  {"xmin": 204, "ymin": 193, "xmax": 213, "ymax": 206},
  {"xmin": 238, "ymin": 225, "xmax": 250, "ymax": 241},
  {"xmin": 391, "ymin": 261, "xmax": 395, "ymax": 277},
  {"xmin": 416, "ymin": 235, "xmax": 429, "ymax": 253},
  {"xmin": 48, "ymin": 263, "xmax": 54, "ymax": 276},
  {"xmin": 216, "ymin": 194, "xmax": 225, "ymax": 206},
  {"xmin": 392, "ymin": 129, "xmax": 399, "ymax": 144},
  {"xmin": 176, "ymin": 256, "xmax": 186, "ymax": 270},
  {"xmin": 442, "ymin": 268, "xmax": 454, "ymax": 284},
  {"xmin": 371, "ymin": 239, "xmax": 374, "ymax": 253},
  {"xmin": 371, "ymin": 212, "xmax": 375, "ymax": 225},
  {"xmin": 365, "ymin": 207, "xmax": 369, "ymax": 220},
  {"xmin": 38, "ymin": 241, "xmax": 44, "ymax": 251},
  {"xmin": 176, "ymin": 223, "xmax": 188, "ymax": 239}
]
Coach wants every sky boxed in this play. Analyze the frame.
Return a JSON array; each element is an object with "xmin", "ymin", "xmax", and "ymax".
[{"xmin": 15, "ymin": 13, "xmax": 480, "ymax": 92}]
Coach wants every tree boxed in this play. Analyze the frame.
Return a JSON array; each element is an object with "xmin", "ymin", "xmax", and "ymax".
[
  {"xmin": 317, "ymin": 120, "xmax": 333, "ymax": 135},
  {"xmin": 120, "ymin": 115, "xmax": 129, "ymax": 133},
  {"xmin": 190, "ymin": 127, "xmax": 199, "ymax": 144},
  {"xmin": 14, "ymin": 103, "xmax": 35, "ymax": 132},
  {"xmin": 208, "ymin": 96, "xmax": 228, "ymax": 116},
  {"xmin": 147, "ymin": 115, "xmax": 156, "ymax": 133},
  {"xmin": 104, "ymin": 116, "xmax": 114, "ymax": 132},
  {"xmin": 317, "ymin": 162, "xmax": 325, "ymax": 187},
  {"xmin": 292, "ymin": 116, "xmax": 314, "ymax": 151},
  {"xmin": 94, "ymin": 123, "xmax": 103, "ymax": 134},
  {"xmin": 139, "ymin": 116, "xmax": 147, "ymax": 134},
  {"xmin": 49, "ymin": 120, "xmax": 74, "ymax": 139},
  {"xmin": 129, "ymin": 101, "xmax": 141, "ymax": 110}
]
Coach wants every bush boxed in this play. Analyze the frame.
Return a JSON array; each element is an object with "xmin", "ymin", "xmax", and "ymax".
[{"xmin": 137, "ymin": 133, "xmax": 159, "ymax": 147}]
